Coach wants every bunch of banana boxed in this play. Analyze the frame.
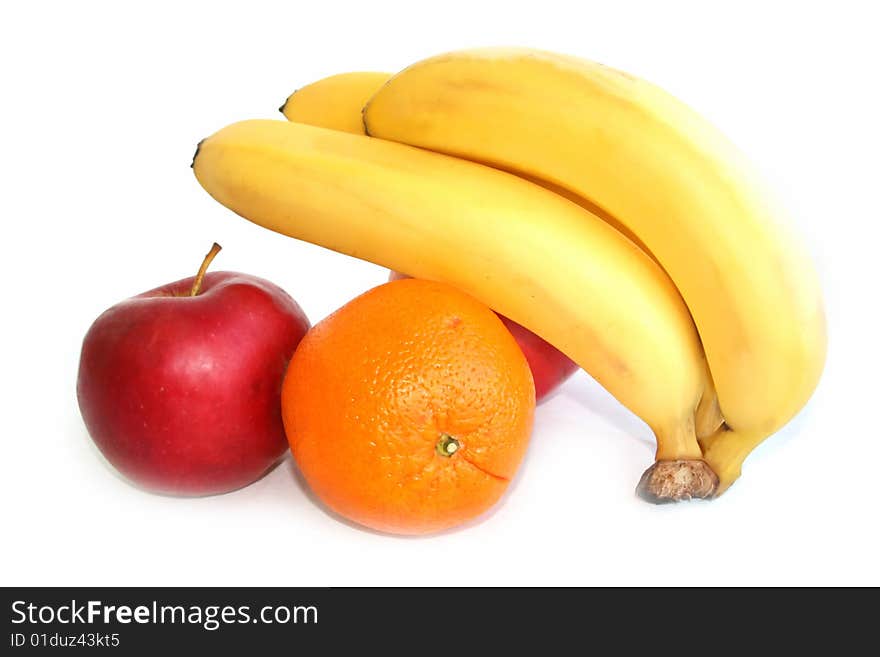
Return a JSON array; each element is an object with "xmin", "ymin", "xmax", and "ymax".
[{"xmin": 193, "ymin": 48, "xmax": 825, "ymax": 502}]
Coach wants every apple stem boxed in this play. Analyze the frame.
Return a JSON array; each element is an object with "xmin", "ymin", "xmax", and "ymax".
[{"xmin": 190, "ymin": 243, "xmax": 222, "ymax": 296}]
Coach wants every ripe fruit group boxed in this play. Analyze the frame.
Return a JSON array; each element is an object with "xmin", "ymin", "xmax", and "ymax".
[
  {"xmin": 389, "ymin": 271, "xmax": 577, "ymax": 401},
  {"xmin": 282, "ymin": 279, "xmax": 535, "ymax": 535},
  {"xmin": 77, "ymin": 245, "xmax": 310, "ymax": 496}
]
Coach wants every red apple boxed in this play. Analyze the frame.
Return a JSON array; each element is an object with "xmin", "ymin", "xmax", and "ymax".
[
  {"xmin": 388, "ymin": 271, "xmax": 578, "ymax": 402},
  {"xmin": 77, "ymin": 244, "xmax": 310, "ymax": 495}
]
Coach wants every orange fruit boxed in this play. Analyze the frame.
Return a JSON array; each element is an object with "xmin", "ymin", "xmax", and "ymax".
[{"xmin": 281, "ymin": 279, "xmax": 535, "ymax": 535}]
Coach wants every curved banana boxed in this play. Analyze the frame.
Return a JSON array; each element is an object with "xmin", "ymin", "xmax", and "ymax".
[
  {"xmin": 280, "ymin": 72, "xmax": 391, "ymax": 134},
  {"xmin": 364, "ymin": 48, "xmax": 827, "ymax": 493},
  {"xmin": 193, "ymin": 119, "xmax": 719, "ymax": 501},
  {"xmin": 280, "ymin": 71, "xmax": 661, "ymax": 264}
]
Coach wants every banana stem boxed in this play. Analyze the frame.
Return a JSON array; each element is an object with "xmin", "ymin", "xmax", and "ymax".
[
  {"xmin": 700, "ymin": 426, "xmax": 768, "ymax": 495},
  {"xmin": 637, "ymin": 460, "xmax": 719, "ymax": 503},
  {"xmin": 695, "ymin": 376, "xmax": 724, "ymax": 439},
  {"xmin": 653, "ymin": 417, "xmax": 702, "ymax": 462},
  {"xmin": 636, "ymin": 419, "xmax": 719, "ymax": 503}
]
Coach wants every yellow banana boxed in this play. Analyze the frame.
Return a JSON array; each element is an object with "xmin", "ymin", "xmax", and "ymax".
[
  {"xmin": 279, "ymin": 72, "xmax": 391, "ymax": 134},
  {"xmin": 364, "ymin": 48, "xmax": 827, "ymax": 493},
  {"xmin": 193, "ymin": 119, "xmax": 720, "ymax": 501},
  {"xmin": 280, "ymin": 71, "xmax": 661, "ymax": 264}
]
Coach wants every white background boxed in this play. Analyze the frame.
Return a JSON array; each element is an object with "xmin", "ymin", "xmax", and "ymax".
[{"xmin": 2, "ymin": 0, "xmax": 878, "ymax": 586}]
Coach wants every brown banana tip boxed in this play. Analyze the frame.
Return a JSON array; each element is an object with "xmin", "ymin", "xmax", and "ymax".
[
  {"xmin": 278, "ymin": 99, "xmax": 288, "ymax": 115},
  {"xmin": 636, "ymin": 459, "xmax": 719, "ymax": 504},
  {"xmin": 191, "ymin": 139, "xmax": 204, "ymax": 169}
]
